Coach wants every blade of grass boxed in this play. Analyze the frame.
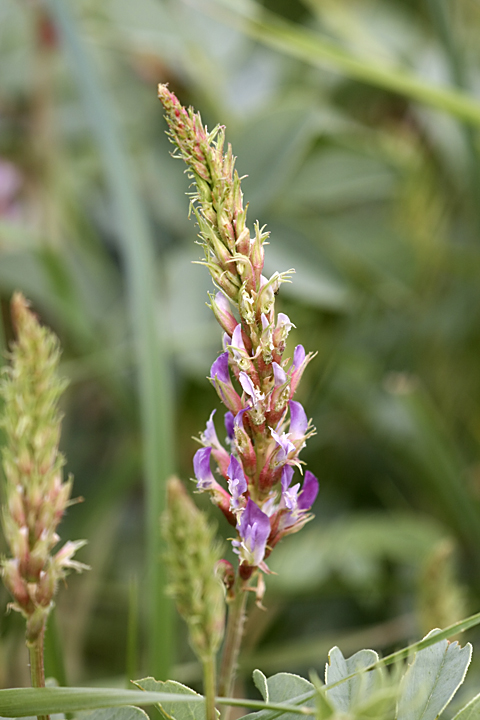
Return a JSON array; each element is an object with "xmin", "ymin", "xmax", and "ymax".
[
  {"xmin": 196, "ymin": 0, "xmax": 480, "ymax": 127},
  {"xmin": 426, "ymin": 0, "xmax": 480, "ymax": 232},
  {"xmin": 0, "ymin": 688, "xmax": 314, "ymax": 717},
  {"xmin": 45, "ymin": 0, "xmax": 175, "ymax": 678}
]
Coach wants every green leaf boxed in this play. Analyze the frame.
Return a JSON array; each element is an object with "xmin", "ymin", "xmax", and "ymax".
[
  {"xmin": 452, "ymin": 693, "xmax": 480, "ymax": 720},
  {"xmin": 244, "ymin": 673, "xmax": 315, "ymax": 720},
  {"xmin": 86, "ymin": 709, "xmax": 149, "ymax": 720},
  {"xmin": 396, "ymin": 630, "xmax": 472, "ymax": 720},
  {"xmin": 325, "ymin": 647, "xmax": 382, "ymax": 713},
  {"xmin": 133, "ymin": 678, "xmax": 208, "ymax": 720},
  {"xmin": 252, "ymin": 670, "xmax": 269, "ymax": 702}
]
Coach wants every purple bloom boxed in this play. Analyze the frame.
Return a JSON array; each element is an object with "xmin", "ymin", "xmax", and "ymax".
[
  {"xmin": 273, "ymin": 362, "xmax": 287, "ymax": 387},
  {"xmin": 298, "ymin": 470, "xmax": 319, "ymax": 511},
  {"xmin": 233, "ymin": 499, "xmax": 270, "ymax": 567},
  {"xmin": 200, "ymin": 409, "xmax": 220, "ymax": 447},
  {"xmin": 277, "ymin": 313, "xmax": 295, "ymax": 335},
  {"xmin": 193, "ymin": 447, "xmax": 216, "ymax": 490},
  {"xmin": 239, "ymin": 372, "xmax": 265, "ymax": 406},
  {"xmin": 224, "ymin": 411, "xmax": 235, "ymax": 440},
  {"xmin": 289, "ymin": 400, "xmax": 308, "ymax": 439},
  {"xmin": 210, "ymin": 352, "xmax": 230, "ymax": 384},
  {"xmin": 227, "ymin": 455, "xmax": 248, "ymax": 510},
  {"xmin": 281, "ymin": 465, "xmax": 294, "ymax": 491},
  {"xmin": 293, "ymin": 345, "xmax": 305, "ymax": 369},
  {"xmin": 270, "ymin": 427, "xmax": 295, "ymax": 462}
]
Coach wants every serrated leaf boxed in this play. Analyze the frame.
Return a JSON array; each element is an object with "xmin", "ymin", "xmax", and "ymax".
[
  {"xmin": 253, "ymin": 670, "xmax": 269, "ymax": 701},
  {"xmin": 325, "ymin": 647, "xmax": 382, "ymax": 713},
  {"xmin": 86, "ymin": 708, "xmax": 149, "ymax": 720},
  {"xmin": 396, "ymin": 629, "xmax": 472, "ymax": 720},
  {"xmin": 133, "ymin": 678, "xmax": 210, "ymax": 720},
  {"xmin": 452, "ymin": 693, "xmax": 480, "ymax": 720}
]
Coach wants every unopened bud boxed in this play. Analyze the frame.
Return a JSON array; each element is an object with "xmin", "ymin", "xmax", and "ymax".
[{"xmin": 164, "ymin": 477, "xmax": 226, "ymax": 661}]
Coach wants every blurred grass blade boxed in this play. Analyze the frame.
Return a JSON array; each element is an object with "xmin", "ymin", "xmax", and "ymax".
[
  {"xmin": 45, "ymin": 0, "xmax": 175, "ymax": 678},
  {"xmin": 200, "ymin": 0, "xmax": 480, "ymax": 127},
  {"xmin": 0, "ymin": 688, "xmax": 314, "ymax": 717}
]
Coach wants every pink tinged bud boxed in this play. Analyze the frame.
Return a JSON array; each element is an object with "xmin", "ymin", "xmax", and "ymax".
[
  {"xmin": 232, "ymin": 498, "xmax": 270, "ymax": 567},
  {"xmin": 233, "ymin": 409, "xmax": 257, "ymax": 474},
  {"xmin": 53, "ymin": 540, "xmax": 89, "ymax": 575},
  {"xmin": 226, "ymin": 455, "xmax": 248, "ymax": 510},
  {"xmin": 251, "ymin": 222, "xmax": 267, "ymax": 286},
  {"xmin": 13, "ymin": 525, "xmax": 30, "ymax": 567},
  {"xmin": 210, "ymin": 292, "xmax": 238, "ymax": 335},
  {"xmin": 2, "ymin": 559, "xmax": 31, "ymax": 610},
  {"xmin": 193, "ymin": 447, "xmax": 216, "ymax": 491},
  {"xmin": 8, "ymin": 488, "xmax": 26, "ymax": 526},
  {"xmin": 35, "ymin": 568, "xmax": 56, "ymax": 607}
]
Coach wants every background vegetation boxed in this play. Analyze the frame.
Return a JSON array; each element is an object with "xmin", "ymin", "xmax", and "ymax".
[{"xmin": 1, "ymin": 0, "xmax": 480, "ymax": 709}]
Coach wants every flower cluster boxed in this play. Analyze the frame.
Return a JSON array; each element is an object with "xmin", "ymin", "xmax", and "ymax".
[
  {"xmin": 1, "ymin": 293, "xmax": 87, "ymax": 644},
  {"xmin": 158, "ymin": 85, "xmax": 318, "ymax": 581}
]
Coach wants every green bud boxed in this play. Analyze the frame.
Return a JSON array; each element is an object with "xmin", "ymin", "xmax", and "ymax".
[{"xmin": 163, "ymin": 477, "xmax": 226, "ymax": 662}]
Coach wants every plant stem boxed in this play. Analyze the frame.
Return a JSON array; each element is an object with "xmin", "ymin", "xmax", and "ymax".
[
  {"xmin": 218, "ymin": 579, "xmax": 249, "ymax": 716},
  {"xmin": 203, "ymin": 654, "xmax": 217, "ymax": 720},
  {"xmin": 28, "ymin": 627, "xmax": 50, "ymax": 720}
]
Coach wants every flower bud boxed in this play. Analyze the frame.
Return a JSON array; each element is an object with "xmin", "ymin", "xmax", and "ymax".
[{"xmin": 164, "ymin": 477, "xmax": 226, "ymax": 662}]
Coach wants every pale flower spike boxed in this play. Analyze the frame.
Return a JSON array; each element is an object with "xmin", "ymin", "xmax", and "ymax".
[
  {"xmin": 158, "ymin": 84, "xmax": 318, "ymax": 584},
  {"xmin": 0, "ymin": 293, "xmax": 88, "ymax": 688}
]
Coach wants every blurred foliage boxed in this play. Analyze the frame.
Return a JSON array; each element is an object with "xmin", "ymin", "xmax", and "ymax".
[{"xmin": 1, "ymin": 0, "xmax": 480, "ymax": 699}]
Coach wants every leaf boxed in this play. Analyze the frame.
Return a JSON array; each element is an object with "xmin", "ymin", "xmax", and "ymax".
[
  {"xmin": 86, "ymin": 708, "xmax": 150, "ymax": 720},
  {"xmin": 325, "ymin": 647, "xmax": 382, "ymax": 713},
  {"xmin": 133, "ymin": 678, "xmax": 210, "ymax": 720},
  {"xmin": 253, "ymin": 670, "xmax": 269, "ymax": 701},
  {"xmin": 244, "ymin": 673, "xmax": 315, "ymax": 720},
  {"xmin": 452, "ymin": 693, "xmax": 480, "ymax": 720},
  {"xmin": 396, "ymin": 629, "xmax": 472, "ymax": 720}
]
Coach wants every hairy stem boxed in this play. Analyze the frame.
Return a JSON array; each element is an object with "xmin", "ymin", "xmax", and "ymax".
[
  {"xmin": 218, "ymin": 580, "xmax": 249, "ymax": 716},
  {"xmin": 28, "ymin": 627, "xmax": 50, "ymax": 720},
  {"xmin": 203, "ymin": 653, "xmax": 217, "ymax": 720}
]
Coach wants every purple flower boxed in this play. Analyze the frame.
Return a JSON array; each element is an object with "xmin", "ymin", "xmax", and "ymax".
[
  {"xmin": 281, "ymin": 465, "xmax": 294, "ymax": 491},
  {"xmin": 224, "ymin": 412, "xmax": 235, "ymax": 440},
  {"xmin": 239, "ymin": 372, "xmax": 265, "ymax": 407},
  {"xmin": 210, "ymin": 353, "xmax": 230, "ymax": 384},
  {"xmin": 270, "ymin": 427, "xmax": 295, "ymax": 462},
  {"xmin": 227, "ymin": 455, "xmax": 248, "ymax": 510},
  {"xmin": 298, "ymin": 470, "xmax": 319, "ymax": 511},
  {"xmin": 210, "ymin": 353, "xmax": 243, "ymax": 415},
  {"xmin": 233, "ymin": 499, "xmax": 270, "ymax": 567},
  {"xmin": 193, "ymin": 447, "xmax": 216, "ymax": 490},
  {"xmin": 289, "ymin": 400, "xmax": 308, "ymax": 439},
  {"xmin": 293, "ymin": 345, "xmax": 305, "ymax": 369},
  {"xmin": 200, "ymin": 409, "xmax": 220, "ymax": 447},
  {"xmin": 277, "ymin": 313, "xmax": 295, "ymax": 335},
  {"xmin": 273, "ymin": 362, "xmax": 287, "ymax": 387}
]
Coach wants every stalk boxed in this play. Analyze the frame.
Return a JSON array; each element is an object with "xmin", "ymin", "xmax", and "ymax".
[
  {"xmin": 203, "ymin": 654, "xmax": 218, "ymax": 720},
  {"xmin": 218, "ymin": 580, "xmax": 249, "ymax": 711},
  {"xmin": 28, "ymin": 626, "xmax": 50, "ymax": 720}
]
